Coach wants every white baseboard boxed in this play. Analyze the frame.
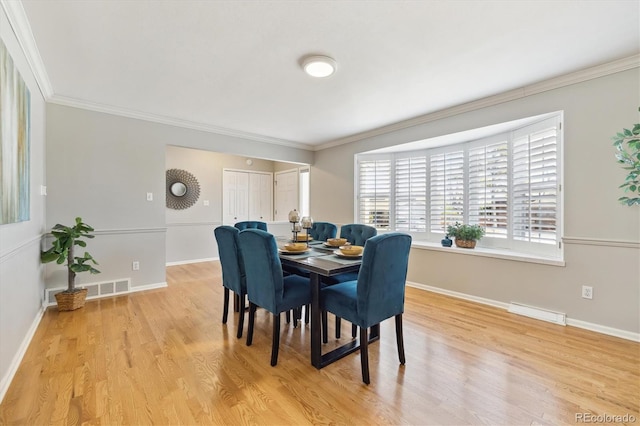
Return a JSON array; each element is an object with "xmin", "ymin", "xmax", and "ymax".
[
  {"xmin": 0, "ymin": 304, "xmax": 46, "ymax": 404},
  {"xmin": 407, "ymin": 281, "xmax": 509, "ymax": 310},
  {"xmin": 129, "ymin": 282, "xmax": 168, "ymax": 293},
  {"xmin": 406, "ymin": 281, "xmax": 639, "ymax": 342},
  {"xmin": 566, "ymin": 318, "xmax": 640, "ymax": 342},
  {"xmin": 166, "ymin": 257, "xmax": 217, "ymax": 266}
]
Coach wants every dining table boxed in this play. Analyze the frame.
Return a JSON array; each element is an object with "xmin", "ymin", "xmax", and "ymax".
[{"xmin": 277, "ymin": 238, "xmax": 380, "ymax": 369}]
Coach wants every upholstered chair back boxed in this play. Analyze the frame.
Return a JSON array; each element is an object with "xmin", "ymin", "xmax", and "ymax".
[
  {"xmin": 309, "ymin": 222, "xmax": 338, "ymax": 241},
  {"xmin": 234, "ymin": 221, "xmax": 268, "ymax": 231},
  {"xmin": 340, "ymin": 224, "xmax": 377, "ymax": 246},
  {"xmin": 214, "ymin": 226, "xmax": 246, "ymax": 295},
  {"xmin": 237, "ymin": 229, "xmax": 284, "ymax": 313}
]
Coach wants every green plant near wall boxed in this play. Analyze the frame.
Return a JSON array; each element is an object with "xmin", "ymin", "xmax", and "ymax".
[
  {"xmin": 612, "ymin": 107, "xmax": 640, "ymax": 206},
  {"xmin": 41, "ymin": 217, "xmax": 101, "ymax": 293}
]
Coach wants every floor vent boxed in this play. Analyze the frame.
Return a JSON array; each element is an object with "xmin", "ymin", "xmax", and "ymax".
[
  {"xmin": 45, "ymin": 278, "xmax": 131, "ymax": 307},
  {"xmin": 508, "ymin": 302, "xmax": 566, "ymax": 326}
]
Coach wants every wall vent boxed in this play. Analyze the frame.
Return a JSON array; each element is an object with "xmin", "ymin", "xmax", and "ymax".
[
  {"xmin": 508, "ymin": 302, "xmax": 566, "ymax": 326},
  {"xmin": 45, "ymin": 278, "xmax": 131, "ymax": 307}
]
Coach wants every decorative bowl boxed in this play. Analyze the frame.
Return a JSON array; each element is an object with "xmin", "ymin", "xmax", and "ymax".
[
  {"xmin": 327, "ymin": 238, "xmax": 347, "ymax": 247},
  {"xmin": 295, "ymin": 234, "xmax": 312, "ymax": 242},
  {"xmin": 339, "ymin": 245, "xmax": 363, "ymax": 256},
  {"xmin": 284, "ymin": 243, "xmax": 307, "ymax": 252}
]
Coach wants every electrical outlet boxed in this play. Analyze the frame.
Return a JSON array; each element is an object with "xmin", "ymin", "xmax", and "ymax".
[
  {"xmin": 146, "ymin": 192, "xmax": 153, "ymax": 201},
  {"xmin": 582, "ymin": 285, "xmax": 593, "ymax": 299},
  {"xmin": 132, "ymin": 261, "xmax": 140, "ymax": 271}
]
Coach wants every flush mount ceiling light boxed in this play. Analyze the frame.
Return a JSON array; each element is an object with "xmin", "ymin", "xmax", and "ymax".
[{"xmin": 302, "ymin": 55, "xmax": 337, "ymax": 78}]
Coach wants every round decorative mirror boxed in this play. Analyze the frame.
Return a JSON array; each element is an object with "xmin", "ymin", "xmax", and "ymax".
[
  {"xmin": 166, "ymin": 168, "xmax": 200, "ymax": 210},
  {"xmin": 170, "ymin": 182, "xmax": 187, "ymax": 197}
]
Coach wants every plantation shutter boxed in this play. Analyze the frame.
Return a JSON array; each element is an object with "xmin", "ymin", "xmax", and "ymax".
[
  {"xmin": 429, "ymin": 150, "xmax": 464, "ymax": 233},
  {"xmin": 468, "ymin": 142, "xmax": 509, "ymax": 238},
  {"xmin": 512, "ymin": 118, "xmax": 559, "ymax": 244},
  {"xmin": 395, "ymin": 156, "xmax": 427, "ymax": 231},
  {"xmin": 358, "ymin": 159, "xmax": 391, "ymax": 229}
]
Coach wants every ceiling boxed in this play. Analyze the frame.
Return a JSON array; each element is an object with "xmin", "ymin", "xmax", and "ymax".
[{"xmin": 12, "ymin": 0, "xmax": 640, "ymax": 149}]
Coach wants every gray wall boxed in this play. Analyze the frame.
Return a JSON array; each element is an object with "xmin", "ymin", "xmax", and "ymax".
[
  {"xmin": 311, "ymin": 68, "xmax": 640, "ymax": 334},
  {"xmin": 0, "ymin": 7, "xmax": 47, "ymax": 398},
  {"xmin": 45, "ymin": 104, "xmax": 314, "ymax": 285},
  {"xmin": 166, "ymin": 145, "xmax": 280, "ymax": 264}
]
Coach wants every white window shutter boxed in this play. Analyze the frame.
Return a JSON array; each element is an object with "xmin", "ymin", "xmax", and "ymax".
[
  {"xmin": 469, "ymin": 142, "xmax": 509, "ymax": 238},
  {"xmin": 512, "ymin": 123, "xmax": 558, "ymax": 244},
  {"xmin": 358, "ymin": 159, "xmax": 391, "ymax": 229},
  {"xmin": 395, "ymin": 156, "xmax": 427, "ymax": 231},
  {"xmin": 429, "ymin": 151, "xmax": 464, "ymax": 233}
]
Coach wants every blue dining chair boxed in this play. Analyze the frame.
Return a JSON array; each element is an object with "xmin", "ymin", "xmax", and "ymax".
[
  {"xmin": 234, "ymin": 221, "xmax": 268, "ymax": 231},
  {"xmin": 283, "ymin": 221, "xmax": 338, "ymax": 324},
  {"xmin": 323, "ymin": 223, "xmax": 378, "ymax": 339},
  {"xmin": 340, "ymin": 223, "xmax": 377, "ymax": 246},
  {"xmin": 320, "ymin": 232, "xmax": 412, "ymax": 384},
  {"xmin": 310, "ymin": 222, "xmax": 338, "ymax": 241},
  {"xmin": 238, "ymin": 229, "xmax": 312, "ymax": 366},
  {"xmin": 214, "ymin": 226, "xmax": 247, "ymax": 339}
]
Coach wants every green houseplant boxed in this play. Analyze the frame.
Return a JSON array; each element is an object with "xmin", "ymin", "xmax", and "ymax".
[
  {"xmin": 612, "ymin": 107, "xmax": 640, "ymax": 206},
  {"xmin": 446, "ymin": 222, "xmax": 485, "ymax": 249},
  {"xmin": 41, "ymin": 217, "xmax": 100, "ymax": 311}
]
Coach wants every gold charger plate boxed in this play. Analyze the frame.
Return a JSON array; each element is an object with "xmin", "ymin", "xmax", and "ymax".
[
  {"xmin": 335, "ymin": 252, "xmax": 363, "ymax": 259},
  {"xmin": 279, "ymin": 248, "xmax": 310, "ymax": 255}
]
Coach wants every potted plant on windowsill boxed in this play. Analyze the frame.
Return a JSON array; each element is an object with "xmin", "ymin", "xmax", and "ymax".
[
  {"xmin": 41, "ymin": 217, "xmax": 100, "ymax": 311},
  {"xmin": 446, "ymin": 222, "xmax": 485, "ymax": 249}
]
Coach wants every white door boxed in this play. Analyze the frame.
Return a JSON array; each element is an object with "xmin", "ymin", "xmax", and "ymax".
[
  {"xmin": 249, "ymin": 173, "xmax": 273, "ymax": 221},
  {"xmin": 274, "ymin": 169, "xmax": 298, "ymax": 221},
  {"xmin": 223, "ymin": 170, "xmax": 249, "ymax": 225}
]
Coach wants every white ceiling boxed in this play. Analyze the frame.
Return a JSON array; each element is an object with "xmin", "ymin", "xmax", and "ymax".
[{"xmin": 13, "ymin": 0, "xmax": 640, "ymax": 149}]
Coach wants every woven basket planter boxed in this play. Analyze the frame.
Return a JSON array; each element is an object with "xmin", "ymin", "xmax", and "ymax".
[
  {"xmin": 455, "ymin": 239, "xmax": 477, "ymax": 249},
  {"xmin": 55, "ymin": 288, "xmax": 88, "ymax": 311}
]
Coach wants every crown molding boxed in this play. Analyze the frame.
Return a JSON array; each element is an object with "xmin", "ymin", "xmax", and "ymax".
[
  {"xmin": 48, "ymin": 95, "xmax": 313, "ymax": 151},
  {"xmin": 314, "ymin": 54, "xmax": 640, "ymax": 151},
  {"xmin": 3, "ymin": 0, "xmax": 637, "ymax": 154},
  {"xmin": 0, "ymin": 0, "xmax": 53, "ymax": 98}
]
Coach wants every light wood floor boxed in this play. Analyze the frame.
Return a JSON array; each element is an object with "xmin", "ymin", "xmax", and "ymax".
[{"xmin": 1, "ymin": 261, "xmax": 638, "ymax": 425}]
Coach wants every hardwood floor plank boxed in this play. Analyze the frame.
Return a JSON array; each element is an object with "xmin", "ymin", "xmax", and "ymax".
[{"xmin": 1, "ymin": 261, "xmax": 638, "ymax": 425}]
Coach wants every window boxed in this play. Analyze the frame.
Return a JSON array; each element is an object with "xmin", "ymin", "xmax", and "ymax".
[
  {"xmin": 355, "ymin": 114, "xmax": 562, "ymax": 258},
  {"xmin": 358, "ymin": 158, "xmax": 391, "ymax": 228}
]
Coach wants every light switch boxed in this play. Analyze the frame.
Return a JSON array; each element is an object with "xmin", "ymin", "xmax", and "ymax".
[
  {"xmin": 203, "ymin": 200, "xmax": 209, "ymax": 206},
  {"xmin": 40, "ymin": 185, "xmax": 47, "ymax": 196},
  {"xmin": 146, "ymin": 192, "xmax": 153, "ymax": 201}
]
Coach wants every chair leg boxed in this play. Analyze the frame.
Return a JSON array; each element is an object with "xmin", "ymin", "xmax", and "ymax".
[
  {"xmin": 360, "ymin": 326, "xmax": 370, "ymax": 385},
  {"xmin": 322, "ymin": 310, "xmax": 328, "ymax": 343},
  {"xmin": 395, "ymin": 314, "xmax": 406, "ymax": 365},
  {"xmin": 352, "ymin": 324, "xmax": 357, "ymax": 338},
  {"xmin": 286, "ymin": 311, "xmax": 291, "ymax": 323},
  {"xmin": 222, "ymin": 288, "xmax": 230, "ymax": 324},
  {"xmin": 335, "ymin": 317, "xmax": 341, "ymax": 338},
  {"xmin": 271, "ymin": 313, "xmax": 281, "ymax": 366},
  {"xmin": 246, "ymin": 302, "xmax": 257, "ymax": 346},
  {"xmin": 233, "ymin": 293, "xmax": 240, "ymax": 312},
  {"xmin": 236, "ymin": 293, "xmax": 245, "ymax": 339},
  {"xmin": 304, "ymin": 304, "xmax": 310, "ymax": 324},
  {"xmin": 293, "ymin": 308, "xmax": 299, "ymax": 328}
]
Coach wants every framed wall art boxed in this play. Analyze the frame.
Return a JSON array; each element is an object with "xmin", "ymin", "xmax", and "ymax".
[{"xmin": 0, "ymin": 37, "xmax": 31, "ymax": 225}]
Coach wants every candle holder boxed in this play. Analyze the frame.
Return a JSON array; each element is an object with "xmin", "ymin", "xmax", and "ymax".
[
  {"xmin": 301, "ymin": 216, "xmax": 314, "ymax": 247},
  {"xmin": 288, "ymin": 209, "xmax": 301, "ymax": 242}
]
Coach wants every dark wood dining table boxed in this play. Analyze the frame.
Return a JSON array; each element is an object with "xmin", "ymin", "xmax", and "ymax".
[{"xmin": 278, "ymin": 239, "xmax": 380, "ymax": 369}]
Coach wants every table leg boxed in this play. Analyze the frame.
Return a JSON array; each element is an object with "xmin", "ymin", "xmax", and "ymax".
[{"xmin": 310, "ymin": 272, "xmax": 322, "ymax": 369}]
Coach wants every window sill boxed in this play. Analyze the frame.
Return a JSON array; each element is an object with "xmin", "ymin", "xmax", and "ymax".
[{"xmin": 410, "ymin": 240, "xmax": 565, "ymax": 266}]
